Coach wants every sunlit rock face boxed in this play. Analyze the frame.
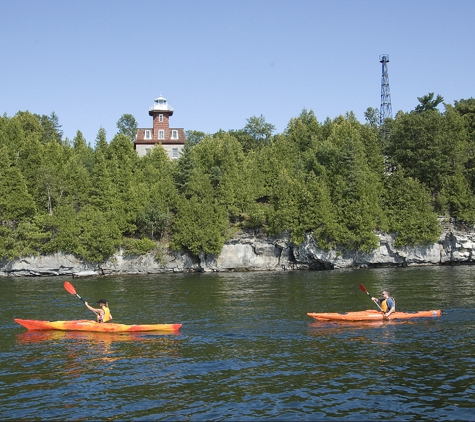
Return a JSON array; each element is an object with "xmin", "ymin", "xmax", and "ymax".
[{"xmin": 1, "ymin": 227, "xmax": 474, "ymax": 277}]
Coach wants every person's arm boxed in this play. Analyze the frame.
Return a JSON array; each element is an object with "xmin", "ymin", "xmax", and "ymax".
[{"xmin": 85, "ymin": 301, "xmax": 103, "ymax": 316}]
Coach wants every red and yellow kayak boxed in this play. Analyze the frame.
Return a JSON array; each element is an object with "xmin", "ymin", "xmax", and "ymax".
[
  {"xmin": 307, "ymin": 309, "xmax": 442, "ymax": 322},
  {"xmin": 14, "ymin": 318, "xmax": 182, "ymax": 333}
]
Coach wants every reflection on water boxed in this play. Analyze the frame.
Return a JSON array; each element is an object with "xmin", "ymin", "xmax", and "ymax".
[
  {"xmin": 16, "ymin": 329, "xmax": 181, "ymax": 345},
  {"xmin": 307, "ymin": 318, "xmax": 408, "ymax": 333},
  {"xmin": 1, "ymin": 266, "xmax": 475, "ymax": 420}
]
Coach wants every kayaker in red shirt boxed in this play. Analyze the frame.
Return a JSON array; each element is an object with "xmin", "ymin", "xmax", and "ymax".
[
  {"xmin": 372, "ymin": 290, "xmax": 395, "ymax": 319},
  {"xmin": 85, "ymin": 299, "xmax": 113, "ymax": 323}
]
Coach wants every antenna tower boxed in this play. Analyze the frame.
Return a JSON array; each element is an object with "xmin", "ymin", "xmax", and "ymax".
[{"xmin": 379, "ymin": 54, "xmax": 392, "ymax": 125}]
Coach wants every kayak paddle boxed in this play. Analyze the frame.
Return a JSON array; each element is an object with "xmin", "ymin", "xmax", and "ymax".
[
  {"xmin": 64, "ymin": 281, "xmax": 85, "ymax": 303},
  {"xmin": 359, "ymin": 283, "xmax": 384, "ymax": 312}
]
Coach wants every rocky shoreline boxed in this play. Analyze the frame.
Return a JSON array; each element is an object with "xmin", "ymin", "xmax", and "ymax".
[{"xmin": 1, "ymin": 222, "xmax": 474, "ymax": 277}]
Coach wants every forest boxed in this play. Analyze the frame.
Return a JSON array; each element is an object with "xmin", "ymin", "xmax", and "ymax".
[{"xmin": 1, "ymin": 94, "xmax": 474, "ymax": 263}]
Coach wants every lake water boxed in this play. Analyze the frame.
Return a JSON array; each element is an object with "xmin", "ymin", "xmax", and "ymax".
[{"xmin": 1, "ymin": 265, "xmax": 474, "ymax": 420}]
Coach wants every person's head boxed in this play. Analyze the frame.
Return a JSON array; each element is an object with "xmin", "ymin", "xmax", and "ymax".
[
  {"xmin": 381, "ymin": 290, "xmax": 390, "ymax": 298},
  {"xmin": 97, "ymin": 299, "xmax": 107, "ymax": 307}
]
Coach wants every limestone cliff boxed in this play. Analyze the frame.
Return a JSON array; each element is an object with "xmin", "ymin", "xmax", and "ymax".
[{"xmin": 1, "ymin": 224, "xmax": 474, "ymax": 277}]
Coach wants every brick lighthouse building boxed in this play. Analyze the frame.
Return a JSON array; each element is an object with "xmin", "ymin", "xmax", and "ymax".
[{"xmin": 134, "ymin": 95, "xmax": 186, "ymax": 159}]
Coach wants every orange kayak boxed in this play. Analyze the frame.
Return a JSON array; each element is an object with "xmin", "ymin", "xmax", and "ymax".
[
  {"xmin": 14, "ymin": 318, "xmax": 182, "ymax": 333},
  {"xmin": 307, "ymin": 309, "xmax": 442, "ymax": 322}
]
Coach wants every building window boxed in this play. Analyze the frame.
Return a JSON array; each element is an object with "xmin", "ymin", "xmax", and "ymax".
[
  {"xmin": 159, "ymin": 114, "xmax": 163, "ymax": 122},
  {"xmin": 145, "ymin": 148, "xmax": 151, "ymax": 155},
  {"xmin": 172, "ymin": 148, "xmax": 179, "ymax": 159},
  {"xmin": 171, "ymin": 130, "xmax": 178, "ymax": 139},
  {"xmin": 158, "ymin": 130, "xmax": 164, "ymax": 139},
  {"xmin": 144, "ymin": 130, "xmax": 151, "ymax": 139}
]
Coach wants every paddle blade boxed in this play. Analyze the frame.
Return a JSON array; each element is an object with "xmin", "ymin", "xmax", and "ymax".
[
  {"xmin": 359, "ymin": 283, "xmax": 368, "ymax": 293},
  {"xmin": 64, "ymin": 281, "xmax": 77, "ymax": 295}
]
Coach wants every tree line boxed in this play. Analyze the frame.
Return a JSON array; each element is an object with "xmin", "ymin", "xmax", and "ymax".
[{"xmin": 1, "ymin": 94, "xmax": 474, "ymax": 263}]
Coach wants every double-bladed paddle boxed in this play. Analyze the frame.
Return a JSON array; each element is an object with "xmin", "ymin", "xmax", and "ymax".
[
  {"xmin": 359, "ymin": 283, "xmax": 384, "ymax": 312},
  {"xmin": 64, "ymin": 281, "xmax": 85, "ymax": 303}
]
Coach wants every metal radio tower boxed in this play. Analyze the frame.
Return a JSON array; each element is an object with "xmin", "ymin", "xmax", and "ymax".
[{"xmin": 379, "ymin": 54, "xmax": 392, "ymax": 125}]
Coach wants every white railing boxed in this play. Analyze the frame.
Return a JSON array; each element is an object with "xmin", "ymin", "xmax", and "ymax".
[{"xmin": 149, "ymin": 105, "xmax": 174, "ymax": 112}]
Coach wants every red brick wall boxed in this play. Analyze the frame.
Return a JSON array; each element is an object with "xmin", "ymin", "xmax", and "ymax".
[{"xmin": 152, "ymin": 112, "xmax": 171, "ymax": 139}]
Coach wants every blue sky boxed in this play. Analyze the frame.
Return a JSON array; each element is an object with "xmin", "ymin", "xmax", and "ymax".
[{"xmin": 1, "ymin": 0, "xmax": 474, "ymax": 145}]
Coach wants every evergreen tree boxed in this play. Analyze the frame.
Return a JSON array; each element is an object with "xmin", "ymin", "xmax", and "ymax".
[
  {"xmin": 89, "ymin": 147, "xmax": 115, "ymax": 213},
  {"xmin": 285, "ymin": 108, "xmax": 320, "ymax": 152},
  {"xmin": 386, "ymin": 105, "xmax": 466, "ymax": 197},
  {"xmin": 107, "ymin": 133, "xmax": 140, "ymax": 234},
  {"xmin": 414, "ymin": 92, "xmax": 444, "ymax": 113},
  {"xmin": 185, "ymin": 130, "xmax": 206, "ymax": 146},
  {"xmin": 134, "ymin": 146, "xmax": 178, "ymax": 239},
  {"xmin": 76, "ymin": 205, "xmax": 122, "ymax": 262},
  {"xmin": 383, "ymin": 171, "xmax": 440, "ymax": 247},
  {"xmin": 0, "ymin": 146, "xmax": 37, "ymax": 222},
  {"xmin": 116, "ymin": 113, "xmax": 138, "ymax": 142},
  {"xmin": 36, "ymin": 111, "xmax": 63, "ymax": 144},
  {"xmin": 72, "ymin": 130, "xmax": 94, "ymax": 172},
  {"xmin": 173, "ymin": 139, "xmax": 196, "ymax": 194},
  {"xmin": 1, "ymin": 97, "xmax": 474, "ymax": 262},
  {"xmin": 39, "ymin": 203, "xmax": 82, "ymax": 255},
  {"xmin": 37, "ymin": 139, "xmax": 70, "ymax": 215},
  {"xmin": 170, "ymin": 168, "xmax": 228, "ymax": 255},
  {"xmin": 453, "ymin": 98, "xmax": 475, "ymax": 193}
]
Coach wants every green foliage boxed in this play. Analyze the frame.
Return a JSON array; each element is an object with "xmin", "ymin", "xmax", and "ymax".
[
  {"xmin": 1, "ymin": 94, "xmax": 475, "ymax": 263},
  {"xmin": 437, "ymin": 168, "xmax": 475, "ymax": 223},
  {"xmin": 136, "ymin": 205, "xmax": 172, "ymax": 239},
  {"xmin": 154, "ymin": 240, "xmax": 170, "ymax": 264},
  {"xmin": 364, "ymin": 107, "xmax": 380, "ymax": 129},
  {"xmin": 266, "ymin": 169, "xmax": 337, "ymax": 247},
  {"xmin": 37, "ymin": 205, "xmax": 82, "ymax": 255},
  {"xmin": 36, "ymin": 111, "xmax": 63, "ymax": 144},
  {"xmin": 242, "ymin": 115, "xmax": 275, "ymax": 148},
  {"xmin": 0, "ymin": 225, "xmax": 17, "ymax": 259},
  {"xmin": 116, "ymin": 114, "xmax": 138, "ymax": 142},
  {"xmin": 383, "ymin": 171, "xmax": 440, "ymax": 247},
  {"xmin": 313, "ymin": 116, "xmax": 386, "ymax": 252},
  {"xmin": 135, "ymin": 146, "xmax": 178, "ymax": 239},
  {"xmin": 76, "ymin": 206, "xmax": 122, "ymax": 262},
  {"xmin": 106, "ymin": 133, "xmax": 140, "ymax": 234},
  {"xmin": 173, "ymin": 140, "xmax": 196, "ymax": 193},
  {"xmin": 63, "ymin": 145, "xmax": 93, "ymax": 210},
  {"xmin": 171, "ymin": 195, "xmax": 228, "ymax": 255},
  {"xmin": 0, "ymin": 147, "xmax": 37, "ymax": 221},
  {"xmin": 185, "ymin": 130, "xmax": 206, "ymax": 146},
  {"xmin": 454, "ymin": 98, "xmax": 475, "ymax": 136},
  {"xmin": 37, "ymin": 139, "xmax": 70, "ymax": 214},
  {"xmin": 122, "ymin": 237, "xmax": 156, "ymax": 256},
  {"xmin": 386, "ymin": 105, "xmax": 467, "ymax": 196},
  {"xmin": 453, "ymin": 98, "xmax": 475, "ymax": 193},
  {"xmin": 226, "ymin": 115, "xmax": 275, "ymax": 153},
  {"xmin": 285, "ymin": 108, "xmax": 320, "ymax": 152},
  {"xmin": 170, "ymin": 169, "xmax": 228, "ymax": 255},
  {"xmin": 0, "ymin": 220, "xmax": 47, "ymax": 259},
  {"xmin": 414, "ymin": 92, "xmax": 444, "ymax": 114}
]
